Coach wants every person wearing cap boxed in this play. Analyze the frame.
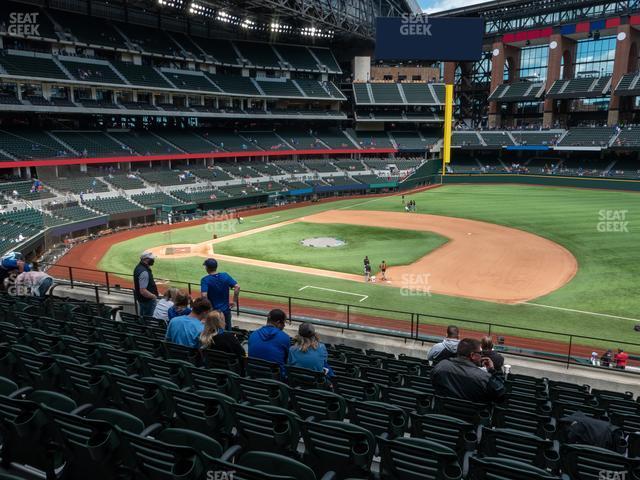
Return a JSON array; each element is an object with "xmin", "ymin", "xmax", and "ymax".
[
  {"xmin": 200, "ymin": 258, "xmax": 239, "ymax": 331},
  {"xmin": 134, "ymin": 251, "xmax": 159, "ymax": 318},
  {"xmin": 0, "ymin": 252, "xmax": 32, "ymax": 290},
  {"xmin": 288, "ymin": 322, "xmax": 334, "ymax": 378},
  {"xmin": 248, "ymin": 309, "xmax": 291, "ymax": 375}
]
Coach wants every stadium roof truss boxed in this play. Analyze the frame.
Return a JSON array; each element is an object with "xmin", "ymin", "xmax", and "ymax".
[
  {"xmin": 154, "ymin": 0, "xmax": 419, "ymax": 40},
  {"xmin": 432, "ymin": 0, "xmax": 640, "ymax": 36}
]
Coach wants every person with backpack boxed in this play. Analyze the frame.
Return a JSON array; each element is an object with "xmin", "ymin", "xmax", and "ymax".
[{"xmin": 427, "ymin": 325, "xmax": 460, "ymax": 364}]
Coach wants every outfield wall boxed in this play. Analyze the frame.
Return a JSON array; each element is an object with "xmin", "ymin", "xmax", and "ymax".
[{"xmin": 442, "ymin": 174, "xmax": 640, "ymax": 191}]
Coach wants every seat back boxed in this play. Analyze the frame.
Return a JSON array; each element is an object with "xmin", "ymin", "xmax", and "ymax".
[
  {"xmin": 347, "ymin": 400, "xmax": 407, "ymax": 438},
  {"xmin": 286, "ymin": 365, "xmax": 327, "ymax": 389},
  {"xmin": 360, "ymin": 365, "xmax": 402, "ymax": 386},
  {"xmin": 140, "ymin": 357, "xmax": 192, "ymax": 387},
  {"xmin": 246, "ymin": 357, "xmax": 281, "ymax": 380},
  {"xmin": 492, "ymin": 406, "xmax": 555, "ymax": 438},
  {"xmin": 202, "ymin": 348, "xmax": 243, "ymax": 374},
  {"xmin": 232, "ymin": 403, "xmax": 301, "ymax": 454},
  {"xmin": 163, "ymin": 341, "xmax": 202, "ymax": 365},
  {"xmin": 0, "ymin": 395, "xmax": 70, "ymax": 476},
  {"xmin": 333, "ymin": 376, "xmax": 380, "ymax": 401},
  {"xmin": 403, "ymin": 374, "xmax": 435, "ymax": 395},
  {"xmin": 381, "ymin": 386, "xmax": 432, "ymax": 414},
  {"xmin": 378, "ymin": 437, "xmax": 463, "ymax": 480},
  {"xmin": 301, "ymin": 419, "xmax": 375, "ymax": 479},
  {"xmin": 468, "ymin": 456, "xmax": 561, "ymax": 480},
  {"xmin": 238, "ymin": 377, "xmax": 289, "ymax": 408},
  {"xmin": 289, "ymin": 388, "xmax": 346, "ymax": 421},
  {"xmin": 167, "ymin": 388, "xmax": 236, "ymax": 443},
  {"xmin": 479, "ymin": 427, "xmax": 559, "ymax": 470},
  {"xmin": 410, "ymin": 413, "xmax": 477, "ymax": 457},
  {"xmin": 184, "ymin": 366, "xmax": 241, "ymax": 400},
  {"xmin": 107, "ymin": 373, "xmax": 175, "ymax": 424},
  {"xmin": 123, "ymin": 429, "xmax": 218, "ymax": 480},
  {"xmin": 433, "ymin": 395, "xmax": 491, "ymax": 425},
  {"xmin": 41, "ymin": 404, "xmax": 132, "ymax": 480},
  {"xmin": 382, "ymin": 358, "xmax": 422, "ymax": 375},
  {"xmin": 560, "ymin": 444, "xmax": 640, "ymax": 480}
]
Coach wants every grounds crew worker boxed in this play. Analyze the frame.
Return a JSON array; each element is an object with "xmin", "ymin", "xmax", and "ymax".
[{"xmin": 134, "ymin": 251, "xmax": 158, "ymax": 317}]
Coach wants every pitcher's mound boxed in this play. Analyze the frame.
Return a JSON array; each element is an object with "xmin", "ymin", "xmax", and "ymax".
[{"xmin": 300, "ymin": 237, "xmax": 346, "ymax": 248}]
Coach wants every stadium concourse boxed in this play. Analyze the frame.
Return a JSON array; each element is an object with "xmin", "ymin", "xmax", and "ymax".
[{"xmin": 2, "ymin": 0, "xmax": 640, "ymax": 478}]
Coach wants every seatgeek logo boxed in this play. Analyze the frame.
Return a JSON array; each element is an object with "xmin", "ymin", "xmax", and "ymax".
[
  {"xmin": 8, "ymin": 12, "xmax": 40, "ymax": 36},
  {"xmin": 399, "ymin": 14, "xmax": 432, "ymax": 36},
  {"xmin": 597, "ymin": 209, "xmax": 629, "ymax": 233}
]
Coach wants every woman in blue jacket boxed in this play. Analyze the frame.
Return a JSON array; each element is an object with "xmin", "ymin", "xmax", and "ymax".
[{"xmin": 288, "ymin": 322, "xmax": 334, "ymax": 378}]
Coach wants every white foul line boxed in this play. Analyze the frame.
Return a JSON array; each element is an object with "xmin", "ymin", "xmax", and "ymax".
[
  {"xmin": 522, "ymin": 301, "xmax": 640, "ymax": 322},
  {"xmin": 249, "ymin": 215, "xmax": 281, "ymax": 223},
  {"xmin": 299, "ymin": 285, "xmax": 368, "ymax": 302}
]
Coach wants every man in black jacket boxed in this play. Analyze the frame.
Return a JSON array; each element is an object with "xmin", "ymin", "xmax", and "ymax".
[
  {"xmin": 134, "ymin": 251, "xmax": 159, "ymax": 318},
  {"xmin": 432, "ymin": 338, "xmax": 505, "ymax": 404}
]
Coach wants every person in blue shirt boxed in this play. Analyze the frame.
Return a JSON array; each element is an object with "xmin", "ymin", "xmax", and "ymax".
[
  {"xmin": 248, "ymin": 309, "xmax": 290, "ymax": 375},
  {"xmin": 288, "ymin": 322, "xmax": 334, "ymax": 378},
  {"xmin": 200, "ymin": 258, "xmax": 240, "ymax": 331},
  {"xmin": 165, "ymin": 297, "xmax": 212, "ymax": 348}
]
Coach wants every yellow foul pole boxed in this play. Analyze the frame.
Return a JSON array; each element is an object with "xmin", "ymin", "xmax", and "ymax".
[{"xmin": 442, "ymin": 83, "xmax": 454, "ymax": 181}]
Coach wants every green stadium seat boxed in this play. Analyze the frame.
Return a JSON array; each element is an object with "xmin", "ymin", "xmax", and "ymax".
[
  {"xmin": 468, "ymin": 456, "xmax": 562, "ymax": 480},
  {"xmin": 301, "ymin": 419, "xmax": 375, "ymax": 479},
  {"xmin": 333, "ymin": 376, "xmax": 379, "ymax": 401},
  {"xmin": 238, "ymin": 377, "xmax": 289, "ymax": 408},
  {"xmin": 289, "ymin": 388, "xmax": 346, "ymax": 421},
  {"xmin": 378, "ymin": 437, "xmax": 463, "ymax": 480},
  {"xmin": 410, "ymin": 413, "xmax": 477, "ymax": 459},
  {"xmin": 232, "ymin": 403, "xmax": 301, "ymax": 455},
  {"xmin": 210, "ymin": 451, "xmax": 326, "ymax": 480},
  {"xmin": 286, "ymin": 365, "xmax": 328, "ymax": 389},
  {"xmin": 124, "ymin": 427, "xmax": 223, "ymax": 478},
  {"xmin": 347, "ymin": 400, "xmax": 407, "ymax": 439},
  {"xmin": 165, "ymin": 388, "xmax": 236, "ymax": 446},
  {"xmin": 560, "ymin": 443, "xmax": 640, "ymax": 480},
  {"xmin": 432, "ymin": 396, "xmax": 492, "ymax": 426},
  {"xmin": 478, "ymin": 427, "xmax": 559, "ymax": 471},
  {"xmin": 183, "ymin": 366, "xmax": 242, "ymax": 400},
  {"xmin": 246, "ymin": 357, "xmax": 281, "ymax": 380},
  {"xmin": 381, "ymin": 386, "xmax": 432, "ymax": 414}
]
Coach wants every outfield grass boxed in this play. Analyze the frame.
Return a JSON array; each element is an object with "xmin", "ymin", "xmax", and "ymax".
[
  {"xmin": 97, "ymin": 185, "xmax": 640, "ymax": 347},
  {"xmin": 213, "ymin": 222, "xmax": 447, "ymax": 275}
]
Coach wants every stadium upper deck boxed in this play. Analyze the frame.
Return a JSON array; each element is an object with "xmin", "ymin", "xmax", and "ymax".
[{"xmin": 432, "ymin": 0, "xmax": 640, "ymax": 128}]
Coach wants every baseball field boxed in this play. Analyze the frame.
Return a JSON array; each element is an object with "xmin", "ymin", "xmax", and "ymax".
[{"xmin": 56, "ymin": 184, "xmax": 640, "ymax": 351}]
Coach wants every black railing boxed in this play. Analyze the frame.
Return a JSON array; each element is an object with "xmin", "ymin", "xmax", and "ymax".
[{"xmin": 43, "ymin": 261, "xmax": 640, "ymax": 375}]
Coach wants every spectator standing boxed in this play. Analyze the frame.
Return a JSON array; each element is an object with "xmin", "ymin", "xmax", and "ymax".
[
  {"xmin": 153, "ymin": 287, "xmax": 178, "ymax": 322},
  {"xmin": 133, "ymin": 251, "xmax": 158, "ymax": 318},
  {"xmin": 248, "ymin": 309, "xmax": 291, "ymax": 373},
  {"xmin": 600, "ymin": 349, "xmax": 613, "ymax": 368},
  {"xmin": 200, "ymin": 258, "xmax": 240, "ymax": 331},
  {"xmin": 481, "ymin": 336, "xmax": 504, "ymax": 372},
  {"xmin": 199, "ymin": 310, "xmax": 246, "ymax": 358},
  {"xmin": 614, "ymin": 349, "xmax": 629, "ymax": 370},
  {"xmin": 168, "ymin": 291, "xmax": 191, "ymax": 320},
  {"xmin": 427, "ymin": 325, "xmax": 460, "ymax": 364},
  {"xmin": 288, "ymin": 322, "xmax": 334, "ymax": 377},
  {"xmin": 432, "ymin": 338, "xmax": 505, "ymax": 403},
  {"xmin": 165, "ymin": 298, "xmax": 212, "ymax": 348}
]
